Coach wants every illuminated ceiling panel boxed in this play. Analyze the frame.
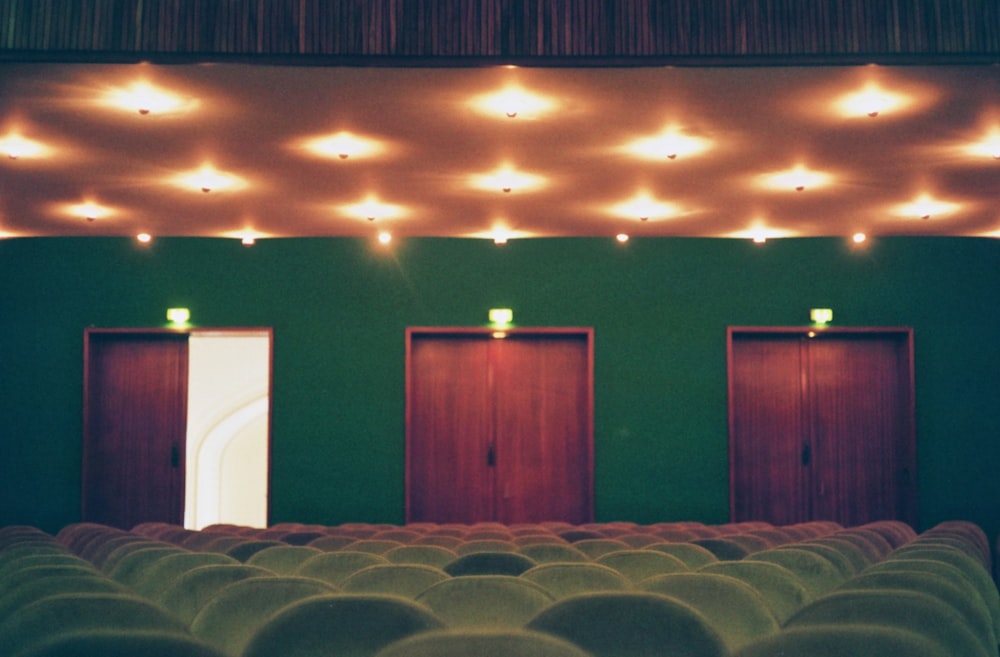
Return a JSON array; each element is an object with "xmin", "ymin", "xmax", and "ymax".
[{"xmin": 0, "ymin": 62, "xmax": 996, "ymax": 240}]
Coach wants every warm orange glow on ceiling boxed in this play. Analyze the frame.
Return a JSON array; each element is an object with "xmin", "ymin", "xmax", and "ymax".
[
  {"xmin": 469, "ymin": 84, "xmax": 557, "ymax": 119},
  {"xmin": 609, "ymin": 191, "xmax": 686, "ymax": 222},
  {"xmin": 170, "ymin": 164, "xmax": 247, "ymax": 193},
  {"xmin": 756, "ymin": 165, "xmax": 833, "ymax": 192},
  {"xmin": 727, "ymin": 224, "xmax": 798, "ymax": 242},
  {"xmin": 340, "ymin": 195, "xmax": 408, "ymax": 221},
  {"xmin": 621, "ymin": 126, "xmax": 712, "ymax": 161},
  {"xmin": 892, "ymin": 194, "xmax": 962, "ymax": 220},
  {"xmin": 98, "ymin": 80, "xmax": 199, "ymax": 115},
  {"xmin": 834, "ymin": 81, "xmax": 914, "ymax": 118},
  {"xmin": 469, "ymin": 165, "xmax": 547, "ymax": 193},
  {"xmin": 0, "ymin": 62, "xmax": 996, "ymax": 239},
  {"xmin": 965, "ymin": 127, "xmax": 1000, "ymax": 159},
  {"xmin": 62, "ymin": 200, "xmax": 114, "ymax": 221},
  {"xmin": 299, "ymin": 131, "xmax": 387, "ymax": 160},
  {"xmin": 0, "ymin": 132, "xmax": 52, "ymax": 159}
]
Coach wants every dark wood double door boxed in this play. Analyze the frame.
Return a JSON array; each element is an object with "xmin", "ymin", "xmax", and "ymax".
[
  {"xmin": 406, "ymin": 328, "xmax": 594, "ymax": 524},
  {"xmin": 728, "ymin": 327, "xmax": 917, "ymax": 527}
]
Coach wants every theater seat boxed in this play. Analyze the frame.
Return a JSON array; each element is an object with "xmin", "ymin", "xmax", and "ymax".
[
  {"xmin": 784, "ymin": 589, "xmax": 990, "ymax": 657},
  {"xmin": 646, "ymin": 542, "xmax": 719, "ymax": 569},
  {"xmin": 245, "ymin": 545, "xmax": 323, "ymax": 575},
  {"xmin": 130, "ymin": 551, "xmax": 238, "ymax": 599},
  {"xmin": 638, "ymin": 572, "xmax": 780, "ymax": 652},
  {"xmin": 526, "ymin": 591, "xmax": 728, "ymax": 657},
  {"xmin": 836, "ymin": 570, "xmax": 997, "ymax": 656},
  {"xmin": 517, "ymin": 543, "xmax": 590, "ymax": 564},
  {"xmin": 189, "ymin": 576, "xmax": 338, "ymax": 656},
  {"xmin": 383, "ymin": 545, "xmax": 457, "ymax": 568},
  {"xmin": 14, "ymin": 629, "xmax": 229, "ymax": 657},
  {"xmin": 339, "ymin": 563, "xmax": 450, "ymax": 598},
  {"xmin": 242, "ymin": 594, "xmax": 445, "ymax": 657},
  {"xmin": 442, "ymin": 551, "xmax": 537, "ymax": 576},
  {"xmin": 372, "ymin": 628, "xmax": 595, "ymax": 657},
  {"xmin": 0, "ymin": 592, "xmax": 189, "ymax": 656},
  {"xmin": 293, "ymin": 551, "xmax": 389, "ymax": 586},
  {"xmin": 734, "ymin": 624, "xmax": 950, "ymax": 657},
  {"xmin": 698, "ymin": 560, "xmax": 812, "ymax": 624},
  {"xmin": 157, "ymin": 564, "xmax": 275, "ymax": 625},
  {"xmin": 520, "ymin": 563, "xmax": 633, "ymax": 599},
  {"xmin": 747, "ymin": 548, "xmax": 846, "ymax": 597},
  {"xmin": 415, "ymin": 575, "xmax": 554, "ymax": 627},
  {"xmin": 593, "ymin": 549, "xmax": 689, "ymax": 584}
]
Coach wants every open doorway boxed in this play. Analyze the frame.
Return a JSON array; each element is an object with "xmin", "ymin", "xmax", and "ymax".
[{"xmin": 82, "ymin": 328, "xmax": 271, "ymax": 530}]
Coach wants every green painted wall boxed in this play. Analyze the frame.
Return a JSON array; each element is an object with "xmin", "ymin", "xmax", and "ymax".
[{"xmin": 2, "ymin": 236, "xmax": 998, "ymax": 541}]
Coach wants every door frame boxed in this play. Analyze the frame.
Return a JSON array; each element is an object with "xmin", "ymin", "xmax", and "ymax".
[
  {"xmin": 404, "ymin": 326, "xmax": 595, "ymax": 523},
  {"xmin": 726, "ymin": 325, "xmax": 916, "ymax": 525},
  {"xmin": 82, "ymin": 326, "xmax": 274, "ymax": 527}
]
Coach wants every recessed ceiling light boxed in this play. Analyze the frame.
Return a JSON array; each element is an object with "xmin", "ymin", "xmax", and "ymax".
[
  {"xmin": 469, "ymin": 85, "xmax": 556, "ymax": 120},
  {"xmin": 341, "ymin": 195, "xmax": 407, "ymax": 222},
  {"xmin": 835, "ymin": 81, "xmax": 912, "ymax": 118},
  {"xmin": 171, "ymin": 164, "xmax": 246, "ymax": 193},
  {"xmin": 300, "ymin": 131, "xmax": 386, "ymax": 160},
  {"xmin": 965, "ymin": 127, "xmax": 1000, "ymax": 159},
  {"xmin": 100, "ymin": 80, "xmax": 197, "ymax": 115},
  {"xmin": 377, "ymin": 230, "xmax": 392, "ymax": 244},
  {"xmin": 469, "ymin": 165, "xmax": 547, "ymax": 194},
  {"xmin": 136, "ymin": 232, "xmax": 152, "ymax": 243},
  {"xmin": 852, "ymin": 232, "xmax": 867, "ymax": 243},
  {"xmin": 64, "ymin": 200, "xmax": 113, "ymax": 222},
  {"xmin": 616, "ymin": 233, "xmax": 629, "ymax": 243},
  {"xmin": 893, "ymin": 194, "xmax": 960, "ymax": 220},
  {"xmin": 0, "ymin": 133, "xmax": 52, "ymax": 160},
  {"xmin": 757, "ymin": 165, "xmax": 833, "ymax": 192},
  {"xmin": 609, "ymin": 191, "xmax": 684, "ymax": 222},
  {"xmin": 622, "ymin": 126, "xmax": 712, "ymax": 161}
]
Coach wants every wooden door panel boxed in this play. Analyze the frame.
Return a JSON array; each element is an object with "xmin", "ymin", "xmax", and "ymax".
[
  {"xmin": 807, "ymin": 335, "xmax": 915, "ymax": 526},
  {"xmin": 729, "ymin": 335, "xmax": 809, "ymax": 524},
  {"xmin": 407, "ymin": 335, "xmax": 494, "ymax": 523},
  {"xmin": 83, "ymin": 332, "xmax": 188, "ymax": 529},
  {"xmin": 493, "ymin": 335, "xmax": 592, "ymax": 524},
  {"xmin": 728, "ymin": 328, "xmax": 916, "ymax": 528},
  {"xmin": 406, "ymin": 329, "xmax": 594, "ymax": 524}
]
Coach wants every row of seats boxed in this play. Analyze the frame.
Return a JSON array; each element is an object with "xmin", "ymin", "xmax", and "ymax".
[{"xmin": 1, "ymin": 519, "xmax": 996, "ymax": 657}]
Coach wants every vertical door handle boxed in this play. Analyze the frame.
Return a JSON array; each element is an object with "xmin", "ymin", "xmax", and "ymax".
[
  {"xmin": 171, "ymin": 442, "xmax": 181, "ymax": 468},
  {"xmin": 801, "ymin": 442, "xmax": 811, "ymax": 466},
  {"xmin": 486, "ymin": 444, "xmax": 496, "ymax": 467}
]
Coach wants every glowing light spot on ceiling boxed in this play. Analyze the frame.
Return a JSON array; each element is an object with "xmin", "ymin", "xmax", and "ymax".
[
  {"xmin": 893, "ymin": 194, "xmax": 961, "ymax": 220},
  {"xmin": 622, "ymin": 126, "xmax": 712, "ymax": 160},
  {"xmin": 136, "ymin": 232, "xmax": 152, "ymax": 243},
  {"xmin": 727, "ymin": 225, "xmax": 797, "ymax": 241},
  {"xmin": 100, "ymin": 80, "xmax": 198, "ymax": 115},
  {"xmin": 300, "ymin": 131, "xmax": 386, "ymax": 160},
  {"xmin": 341, "ymin": 195, "xmax": 407, "ymax": 221},
  {"xmin": 609, "ymin": 191, "xmax": 684, "ymax": 221},
  {"xmin": 65, "ymin": 200, "xmax": 113, "ymax": 222},
  {"xmin": 616, "ymin": 233, "xmax": 629, "ymax": 243},
  {"xmin": 0, "ymin": 132, "xmax": 52, "ymax": 159},
  {"xmin": 469, "ymin": 85, "xmax": 556, "ymax": 119},
  {"xmin": 757, "ymin": 165, "xmax": 833, "ymax": 192},
  {"xmin": 835, "ymin": 82, "xmax": 912, "ymax": 118},
  {"xmin": 469, "ymin": 165, "xmax": 547, "ymax": 193},
  {"xmin": 965, "ymin": 127, "xmax": 1000, "ymax": 159},
  {"xmin": 852, "ymin": 232, "xmax": 867, "ymax": 244},
  {"xmin": 377, "ymin": 230, "xmax": 392, "ymax": 244},
  {"xmin": 171, "ymin": 164, "xmax": 247, "ymax": 193}
]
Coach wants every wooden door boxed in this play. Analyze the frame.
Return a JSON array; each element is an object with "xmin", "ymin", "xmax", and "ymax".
[
  {"xmin": 728, "ymin": 328, "xmax": 916, "ymax": 527},
  {"xmin": 83, "ymin": 330, "xmax": 189, "ymax": 529},
  {"xmin": 406, "ymin": 328, "xmax": 593, "ymax": 524}
]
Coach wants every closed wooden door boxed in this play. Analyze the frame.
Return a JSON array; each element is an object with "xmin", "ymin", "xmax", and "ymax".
[
  {"xmin": 406, "ymin": 328, "xmax": 593, "ymax": 524},
  {"xmin": 83, "ymin": 330, "xmax": 189, "ymax": 529},
  {"xmin": 728, "ymin": 328, "xmax": 916, "ymax": 527}
]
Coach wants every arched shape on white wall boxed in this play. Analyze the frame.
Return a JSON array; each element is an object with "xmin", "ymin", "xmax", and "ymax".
[{"xmin": 184, "ymin": 330, "xmax": 270, "ymax": 530}]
